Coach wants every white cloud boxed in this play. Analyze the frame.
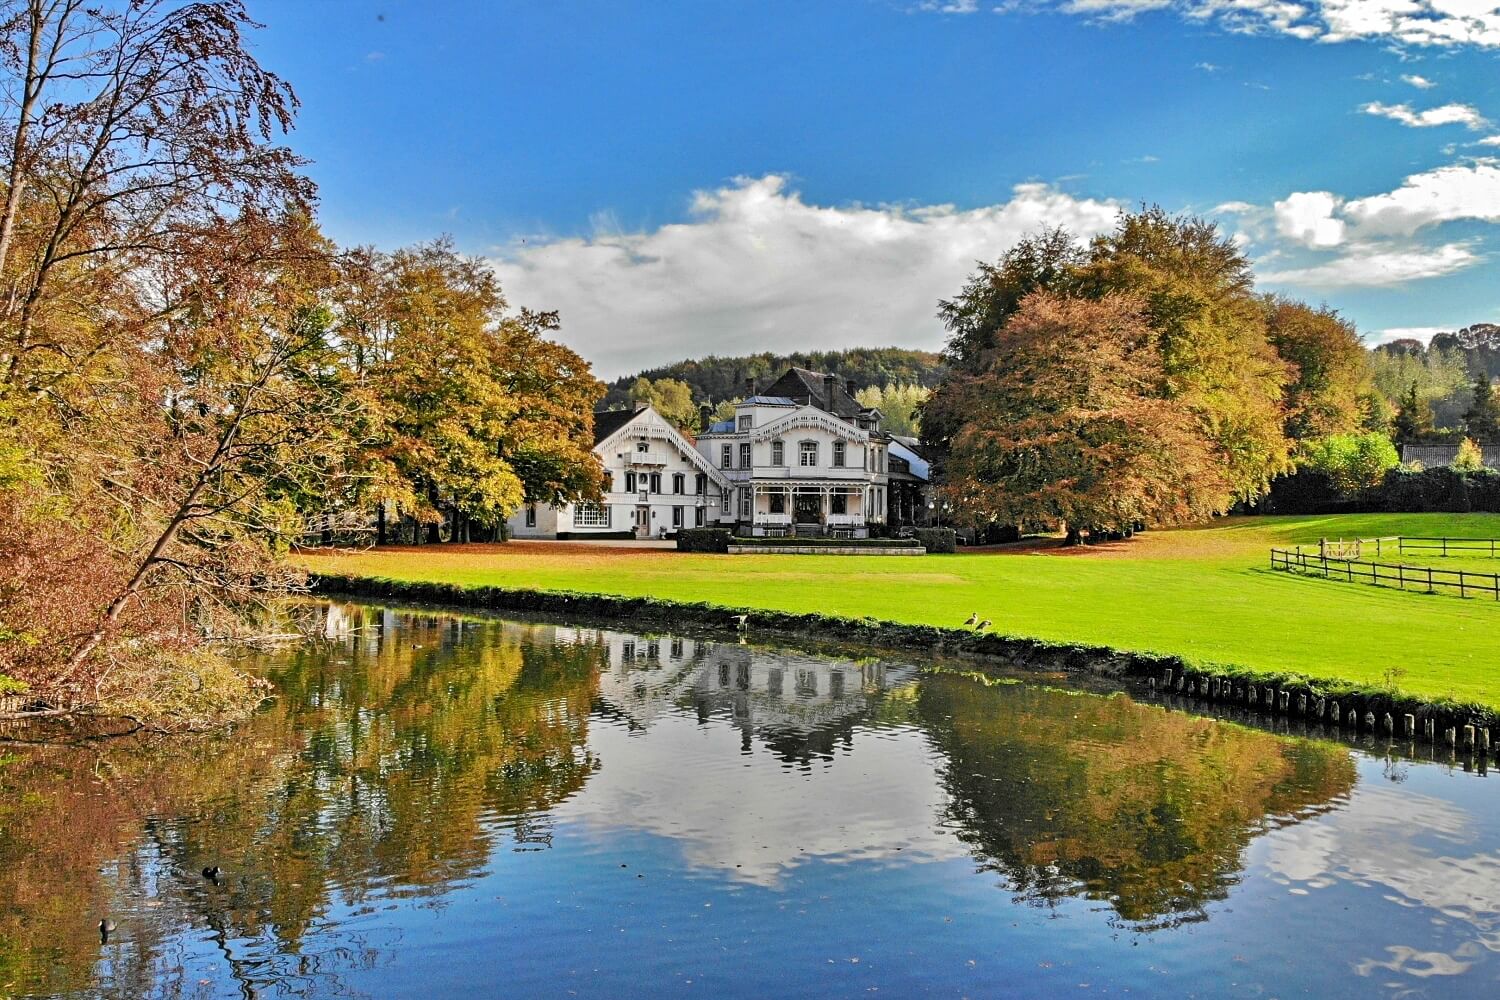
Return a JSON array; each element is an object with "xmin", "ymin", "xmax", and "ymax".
[
  {"xmin": 1360, "ymin": 101, "xmax": 1489, "ymax": 129},
  {"xmin": 1274, "ymin": 191, "xmax": 1347, "ymax": 247},
  {"xmin": 1477, "ymin": 135, "xmax": 1500, "ymax": 146},
  {"xmin": 1373, "ymin": 325, "xmax": 1451, "ymax": 343},
  {"xmin": 1402, "ymin": 73, "xmax": 1437, "ymax": 88},
  {"xmin": 972, "ymin": 2, "xmax": 1500, "ymax": 49},
  {"xmin": 491, "ymin": 175, "xmax": 1122, "ymax": 378},
  {"xmin": 1258, "ymin": 242, "xmax": 1478, "ymax": 286},
  {"xmin": 1343, "ymin": 161, "xmax": 1500, "ymax": 236},
  {"xmin": 1213, "ymin": 200, "xmax": 1258, "ymax": 213}
]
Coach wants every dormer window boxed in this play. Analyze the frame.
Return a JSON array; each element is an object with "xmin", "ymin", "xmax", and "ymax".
[
  {"xmin": 636, "ymin": 440, "xmax": 649, "ymax": 453},
  {"xmin": 737, "ymin": 414, "xmax": 752, "ymax": 431}
]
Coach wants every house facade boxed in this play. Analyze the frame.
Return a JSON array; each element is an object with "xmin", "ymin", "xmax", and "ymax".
[
  {"xmin": 508, "ymin": 404, "xmax": 732, "ymax": 539},
  {"xmin": 695, "ymin": 369, "xmax": 893, "ymax": 538}
]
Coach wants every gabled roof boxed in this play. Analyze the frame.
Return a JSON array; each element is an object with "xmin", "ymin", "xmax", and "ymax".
[
  {"xmin": 741, "ymin": 394, "xmax": 797, "ymax": 406},
  {"xmin": 761, "ymin": 368, "xmax": 865, "ymax": 421},
  {"xmin": 593, "ymin": 407, "xmax": 642, "ymax": 445}
]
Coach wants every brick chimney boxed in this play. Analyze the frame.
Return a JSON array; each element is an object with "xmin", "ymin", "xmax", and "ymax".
[
  {"xmin": 846, "ymin": 379, "xmax": 857, "ymax": 397},
  {"xmin": 823, "ymin": 373, "xmax": 837, "ymax": 411},
  {"xmin": 744, "ymin": 376, "xmax": 756, "ymax": 398},
  {"xmin": 699, "ymin": 403, "xmax": 712, "ymax": 430}
]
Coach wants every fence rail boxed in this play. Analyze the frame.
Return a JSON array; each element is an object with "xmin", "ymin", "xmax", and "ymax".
[{"xmin": 1270, "ymin": 535, "xmax": 1500, "ymax": 600}]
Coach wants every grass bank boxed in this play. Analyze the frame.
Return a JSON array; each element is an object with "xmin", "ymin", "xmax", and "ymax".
[{"xmin": 297, "ymin": 514, "xmax": 1500, "ymax": 710}]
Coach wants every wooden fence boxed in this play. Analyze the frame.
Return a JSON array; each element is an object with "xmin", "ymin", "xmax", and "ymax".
[{"xmin": 1270, "ymin": 536, "xmax": 1500, "ymax": 600}]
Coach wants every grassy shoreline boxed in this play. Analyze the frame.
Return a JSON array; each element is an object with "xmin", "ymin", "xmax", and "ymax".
[{"xmin": 297, "ymin": 513, "xmax": 1500, "ymax": 710}]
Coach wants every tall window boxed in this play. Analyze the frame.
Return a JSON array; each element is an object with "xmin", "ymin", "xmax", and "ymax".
[
  {"xmin": 624, "ymin": 471, "xmax": 636, "ymax": 493},
  {"xmin": 832, "ymin": 441, "xmax": 846, "ymax": 467},
  {"xmin": 672, "ymin": 506, "xmax": 684, "ymax": 527},
  {"xmin": 695, "ymin": 507, "xmax": 705, "ymax": 527},
  {"xmin": 721, "ymin": 488, "xmax": 730, "ymax": 510},
  {"xmin": 720, "ymin": 445, "xmax": 731, "ymax": 469},
  {"xmin": 831, "ymin": 493, "xmax": 846, "ymax": 515},
  {"xmin": 737, "ymin": 414, "xmax": 752, "ymax": 431},
  {"xmin": 738, "ymin": 443, "xmax": 751, "ymax": 468},
  {"xmin": 695, "ymin": 473, "xmax": 706, "ymax": 495},
  {"xmin": 525, "ymin": 505, "xmax": 537, "ymax": 527},
  {"xmin": 649, "ymin": 472, "xmax": 661, "ymax": 493},
  {"xmin": 672, "ymin": 473, "xmax": 685, "ymax": 494},
  {"xmin": 799, "ymin": 441, "xmax": 818, "ymax": 467},
  {"xmin": 771, "ymin": 440, "xmax": 784, "ymax": 466},
  {"xmin": 739, "ymin": 488, "xmax": 751, "ymax": 517}
]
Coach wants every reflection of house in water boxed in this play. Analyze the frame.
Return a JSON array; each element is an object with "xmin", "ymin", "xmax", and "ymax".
[{"xmin": 551, "ymin": 625, "xmax": 919, "ymax": 741}]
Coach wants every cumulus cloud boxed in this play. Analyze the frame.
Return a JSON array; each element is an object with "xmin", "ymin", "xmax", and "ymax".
[
  {"xmin": 955, "ymin": 2, "xmax": 1500, "ymax": 49},
  {"xmin": 1360, "ymin": 101, "xmax": 1489, "ymax": 129},
  {"xmin": 491, "ymin": 175, "xmax": 1122, "ymax": 378},
  {"xmin": 1274, "ymin": 191, "xmax": 1347, "ymax": 248},
  {"xmin": 1372, "ymin": 326, "xmax": 1451, "ymax": 344},
  {"xmin": 1401, "ymin": 73, "xmax": 1437, "ymax": 89},
  {"xmin": 1343, "ymin": 161, "xmax": 1500, "ymax": 236},
  {"xmin": 1258, "ymin": 242, "xmax": 1478, "ymax": 287}
]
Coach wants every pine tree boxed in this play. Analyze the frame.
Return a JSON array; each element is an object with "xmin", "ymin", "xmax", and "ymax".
[
  {"xmin": 1463, "ymin": 375, "xmax": 1500, "ymax": 441},
  {"xmin": 1392, "ymin": 382, "xmax": 1435, "ymax": 444}
]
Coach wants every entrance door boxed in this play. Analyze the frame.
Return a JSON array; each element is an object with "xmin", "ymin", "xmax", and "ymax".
[
  {"xmin": 793, "ymin": 493, "xmax": 821, "ymax": 525},
  {"xmin": 635, "ymin": 506, "xmax": 650, "ymax": 538}
]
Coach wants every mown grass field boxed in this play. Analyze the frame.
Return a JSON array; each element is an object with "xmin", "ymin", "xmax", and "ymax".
[{"xmin": 298, "ymin": 514, "xmax": 1500, "ymax": 709}]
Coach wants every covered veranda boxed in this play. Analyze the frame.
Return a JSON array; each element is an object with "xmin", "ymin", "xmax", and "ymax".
[{"xmin": 749, "ymin": 481, "xmax": 870, "ymax": 538}]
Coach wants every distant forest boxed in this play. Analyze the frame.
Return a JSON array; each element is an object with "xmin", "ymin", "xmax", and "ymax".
[{"xmin": 601, "ymin": 347, "xmax": 945, "ymax": 408}]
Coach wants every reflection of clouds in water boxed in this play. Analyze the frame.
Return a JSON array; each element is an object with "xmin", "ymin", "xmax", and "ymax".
[
  {"xmin": 1263, "ymin": 784, "xmax": 1500, "ymax": 978},
  {"xmin": 557, "ymin": 709, "xmax": 965, "ymax": 887},
  {"xmin": 551, "ymin": 626, "xmax": 964, "ymax": 886}
]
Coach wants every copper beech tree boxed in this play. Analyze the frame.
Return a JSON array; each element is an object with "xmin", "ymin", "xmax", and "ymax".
[{"xmin": 933, "ymin": 292, "xmax": 1229, "ymax": 542}]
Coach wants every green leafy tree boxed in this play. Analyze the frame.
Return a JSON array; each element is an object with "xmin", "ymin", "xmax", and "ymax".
[
  {"xmin": 1264, "ymin": 298, "xmax": 1371, "ymax": 440},
  {"xmin": 1301, "ymin": 433, "xmax": 1399, "ymax": 495},
  {"xmin": 855, "ymin": 383, "xmax": 931, "ymax": 437}
]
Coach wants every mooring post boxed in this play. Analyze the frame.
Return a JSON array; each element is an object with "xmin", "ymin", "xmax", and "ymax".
[
  {"xmin": 1164, "ymin": 669, "xmax": 1173, "ymax": 688},
  {"xmin": 1248, "ymin": 685, "xmax": 1257, "ymax": 706},
  {"xmin": 1298, "ymin": 693, "xmax": 1307, "ymax": 715},
  {"xmin": 1482, "ymin": 728, "xmax": 1492, "ymax": 753},
  {"xmin": 1315, "ymin": 697, "xmax": 1326, "ymax": 719},
  {"xmin": 1279, "ymin": 691, "xmax": 1289, "ymax": 712},
  {"xmin": 1464, "ymin": 725, "xmax": 1476, "ymax": 748},
  {"xmin": 1446, "ymin": 727, "xmax": 1458, "ymax": 749},
  {"xmin": 1425, "ymin": 718, "xmax": 1436, "ymax": 741},
  {"xmin": 1364, "ymin": 711, "xmax": 1376, "ymax": 732},
  {"xmin": 1404, "ymin": 714, "xmax": 1416, "ymax": 738},
  {"xmin": 1384, "ymin": 713, "xmax": 1394, "ymax": 735},
  {"xmin": 1330, "ymin": 701, "xmax": 1340, "ymax": 725}
]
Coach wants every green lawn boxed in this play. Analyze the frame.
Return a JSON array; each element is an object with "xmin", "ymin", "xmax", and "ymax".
[{"xmin": 299, "ymin": 513, "xmax": 1500, "ymax": 709}]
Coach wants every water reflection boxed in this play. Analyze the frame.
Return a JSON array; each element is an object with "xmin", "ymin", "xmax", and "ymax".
[{"xmin": 0, "ymin": 601, "xmax": 1496, "ymax": 999}]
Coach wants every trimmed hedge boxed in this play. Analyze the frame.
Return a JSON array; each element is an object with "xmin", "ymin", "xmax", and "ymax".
[
  {"xmin": 676, "ymin": 527, "xmax": 732, "ymax": 552},
  {"xmin": 307, "ymin": 572, "xmax": 1497, "ymax": 747},
  {"xmin": 912, "ymin": 527, "xmax": 957, "ymax": 553},
  {"xmin": 729, "ymin": 536, "xmax": 922, "ymax": 549},
  {"xmin": 1260, "ymin": 466, "xmax": 1500, "ymax": 515}
]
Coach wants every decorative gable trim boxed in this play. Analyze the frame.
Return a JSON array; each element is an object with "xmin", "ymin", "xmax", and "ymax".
[
  {"xmin": 751, "ymin": 406, "xmax": 868, "ymax": 444},
  {"xmin": 596, "ymin": 407, "xmax": 732, "ymax": 488}
]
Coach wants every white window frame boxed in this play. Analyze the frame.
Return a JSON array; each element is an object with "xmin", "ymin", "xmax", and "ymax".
[
  {"xmin": 832, "ymin": 441, "xmax": 846, "ymax": 468},
  {"xmin": 721, "ymin": 444, "xmax": 731, "ymax": 469},
  {"xmin": 525, "ymin": 504, "xmax": 537, "ymax": 527},
  {"xmin": 771, "ymin": 440, "xmax": 784, "ymax": 466},
  {"xmin": 799, "ymin": 441, "xmax": 818, "ymax": 467},
  {"xmin": 738, "ymin": 442, "xmax": 751, "ymax": 468},
  {"xmin": 672, "ymin": 505, "xmax": 684, "ymax": 527},
  {"xmin": 737, "ymin": 414, "xmax": 752, "ymax": 431},
  {"xmin": 672, "ymin": 473, "xmax": 685, "ymax": 494},
  {"xmin": 573, "ymin": 502, "xmax": 611, "ymax": 528}
]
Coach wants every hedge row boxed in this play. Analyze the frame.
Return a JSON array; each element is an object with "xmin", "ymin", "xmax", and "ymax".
[
  {"xmin": 730, "ymin": 536, "xmax": 922, "ymax": 549},
  {"xmin": 1260, "ymin": 467, "xmax": 1500, "ymax": 515},
  {"xmin": 674, "ymin": 528, "xmax": 945, "ymax": 552},
  {"xmin": 309, "ymin": 573, "xmax": 1496, "ymax": 747}
]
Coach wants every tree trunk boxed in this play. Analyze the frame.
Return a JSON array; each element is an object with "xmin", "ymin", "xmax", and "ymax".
[{"xmin": 376, "ymin": 504, "xmax": 386, "ymax": 546}]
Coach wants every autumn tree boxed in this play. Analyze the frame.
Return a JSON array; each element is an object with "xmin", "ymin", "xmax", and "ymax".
[
  {"xmin": 1391, "ymin": 382, "xmax": 1435, "ymax": 444},
  {"xmin": 1263, "ymin": 298, "xmax": 1372, "ymax": 439},
  {"xmin": 1074, "ymin": 208, "xmax": 1292, "ymax": 502},
  {"xmin": 627, "ymin": 376, "xmax": 698, "ymax": 430},
  {"xmin": 936, "ymin": 292, "xmax": 1230, "ymax": 542}
]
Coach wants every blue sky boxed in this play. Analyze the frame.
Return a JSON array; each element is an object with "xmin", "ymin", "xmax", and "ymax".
[{"xmin": 247, "ymin": 1, "xmax": 1500, "ymax": 376}]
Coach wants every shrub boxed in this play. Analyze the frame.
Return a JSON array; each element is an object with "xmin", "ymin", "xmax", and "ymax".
[
  {"xmin": 1452, "ymin": 437, "xmax": 1486, "ymax": 472},
  {"xmin": 675, "ymin": 528, "xmax": 731, "ymax": 553},
  {"xmin": 912, "ymin": 527, "xmax": 957, "ymax": 553},
  {"xmin": 727, "ymin": 536, "xmax": 922, "ymax": 548},
  {"xmin": 1301, "ymin": 432, "xmax": 1400, "ymax": 495}
]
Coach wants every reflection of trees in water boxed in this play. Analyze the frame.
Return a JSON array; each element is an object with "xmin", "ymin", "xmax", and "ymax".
[
  {"xmin": 0, "ymin": 603, "xmax": 604, "ymax": 998},
  {"xmin": 916, "ymin": 675, "xmax": 1357, "ymax": 929}
]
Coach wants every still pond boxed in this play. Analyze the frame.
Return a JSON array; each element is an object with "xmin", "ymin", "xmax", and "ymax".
[{"xmin": 2, "ymin": 601, "xmax": 1499, "ymax": 998}]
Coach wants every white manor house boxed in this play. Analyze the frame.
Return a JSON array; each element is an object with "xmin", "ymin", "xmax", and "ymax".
[{"xmin": 508, "ymin": 367, "xmax": 927, "ymax": 540}]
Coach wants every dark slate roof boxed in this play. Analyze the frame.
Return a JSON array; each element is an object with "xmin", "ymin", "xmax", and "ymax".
[
  {"xmin": 592, "ymin": 407, "xmax": 641, "ymax": 445},
  {"xmin": 742, "ymin": 395, "xmax": 797, "ymax": 405},
  {"xmin": 707, "ymin": 419, "xmax": 736, "ymax": 434},
  {"xmin": 760, "ymin": 367, "xmax": 865, "ymax": 420},
  {"xmin": 1401, "ymin": 442, "xmax": 1498, "ymax": 469}
]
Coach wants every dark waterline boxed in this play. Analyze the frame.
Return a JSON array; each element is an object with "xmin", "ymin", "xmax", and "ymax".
[{"xmin": 2, "ymin": 601, "xmax": 1498, "ymax": 998}]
